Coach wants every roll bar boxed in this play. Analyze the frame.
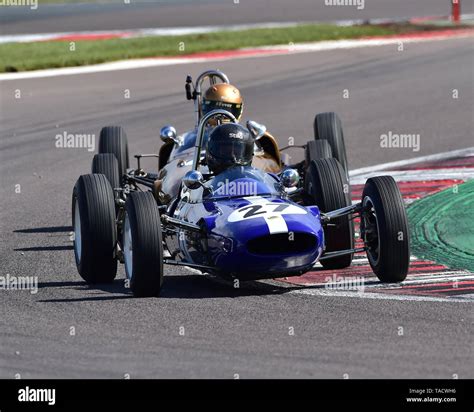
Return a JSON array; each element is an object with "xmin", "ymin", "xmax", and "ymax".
[
  {"xmin": 185, "ymin": 70, "xmax": 230, "ymax": 128},
  {"xmin": 192, "ymin": 109, "xmax": 238, "ymax": 171}
]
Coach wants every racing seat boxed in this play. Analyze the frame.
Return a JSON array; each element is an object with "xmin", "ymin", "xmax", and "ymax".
[{"xmin": 252, "ymin": 131, "xmax": 282, "ymax": 174}]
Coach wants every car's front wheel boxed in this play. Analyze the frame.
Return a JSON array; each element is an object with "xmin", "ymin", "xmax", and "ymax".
[
  {"xmin": 72, "ymin": 174, "xmax": 117, "ymax": 283},
  {"xmin": 361, "ymin": 176, "xmax": 410, "ymax": 282},
  {"xmin": 123, "ymin": 192, "xmax": 164, "ymax": 297}
]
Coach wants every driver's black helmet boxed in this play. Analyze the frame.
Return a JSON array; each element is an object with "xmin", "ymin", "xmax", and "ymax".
[{"xmin": 206, "ymin": 123, "xmax": 254, "ymax": 174}]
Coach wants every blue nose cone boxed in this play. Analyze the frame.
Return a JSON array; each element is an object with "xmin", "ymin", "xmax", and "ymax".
[{"xmin": 203, "ymin": 199, "xmax": 324, "ymax": 279}]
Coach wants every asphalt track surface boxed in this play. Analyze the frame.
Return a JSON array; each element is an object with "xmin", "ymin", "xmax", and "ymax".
[
  {"xmin": 0, "ymin": 37, "xmax": 473, "ymax": 378},
  {"xmin": 2, "ymin": 0, "xmax": 473, "ymax": 35}
]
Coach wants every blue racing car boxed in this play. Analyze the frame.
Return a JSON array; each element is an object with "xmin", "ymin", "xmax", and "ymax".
[{"xmin": 72, "ymin": 71, "xmax": 410, "ymax": 297}]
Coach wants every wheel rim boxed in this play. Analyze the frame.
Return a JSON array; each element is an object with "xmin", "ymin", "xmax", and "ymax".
[
  {"xmin": 123, "ymin": 213, "xmax": 133, "ymax": 280},
  {"xmin": 73, "ymin": 198, "xmax": 82, "ymax": 263},
  {"xmin": 362, "ymin": 196, "xmax": 381, "ymax": 267}
]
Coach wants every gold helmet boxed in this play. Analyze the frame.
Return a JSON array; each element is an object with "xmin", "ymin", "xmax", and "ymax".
[{"xmin": 202, "ymin": 83, "xmax": 243, "ymax": 121}]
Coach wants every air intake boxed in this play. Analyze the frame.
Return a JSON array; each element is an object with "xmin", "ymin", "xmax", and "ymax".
[{"xmin": 247, "ymin": 233, "xmax": 317, "ymax": 255}]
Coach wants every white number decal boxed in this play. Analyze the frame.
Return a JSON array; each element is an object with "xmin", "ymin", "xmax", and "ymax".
[{"xmin": 228, "ymin": 203, "xmax": 306, "ymax": 222}]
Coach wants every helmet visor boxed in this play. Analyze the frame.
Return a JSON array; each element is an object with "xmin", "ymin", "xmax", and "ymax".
[
  {"xmin": 209, "ymin": 138, "xmax": 253, "ymax": 167},
  {"xmin": 202, "ymin": 99, "xmax": 243, "ymax": 120}
]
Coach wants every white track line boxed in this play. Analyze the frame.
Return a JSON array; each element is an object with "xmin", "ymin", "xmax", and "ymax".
[
  {"xmin": 368, "ymin": 274, "xmax": 474, "ymax": 287},
  {"xmin": 290, "ymin": 288, "xmax": 471, "ymax": 303},
  {"xmin": 1, "ymin": 31, "xmax": 473, "ymax": 81},
  {"xmin": 0, "ymin": 57, "xmax": 202, "ymax": 81},
  {"xmin": 350, "ymin": 168, "xmax": 474, "ymax": 185},
  {"xmin": 289, "ymin": 273, "xmax": 473, "ymax": 288},
  {"xmin": 349, "ymin": 147, "xmax": 474, "ymax": 177},
  {"xmin": 0, "ymin": 22, "xmax": 304, "ymax": 44},
  {"xmin": 5, "ymin": 15, "xmax": 474, "ymax": 44},
  {"xmin": 455, "ymin": 293, "xmax": 474, "ymax": 300}
]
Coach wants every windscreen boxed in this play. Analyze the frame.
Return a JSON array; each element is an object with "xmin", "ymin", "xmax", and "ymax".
[{"xmin": 203, "ymin": 166, "xmax": 281, "ymax": 200}]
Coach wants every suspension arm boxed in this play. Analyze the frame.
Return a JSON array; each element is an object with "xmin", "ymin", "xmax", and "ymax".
[
  {"xmin": 163, "ymin": 259, "xmax": 214, "ymax": 271},
  {"xmin": 319, "ymin": 246, "xmax": 366, "ymax": 260},
  {"xmin": 321, "ymin": 202, "xmax": 363, "ymax": 223},
  {"xmin": 161, "ymin": 215, "xmax": 203, "ymax": 233}
]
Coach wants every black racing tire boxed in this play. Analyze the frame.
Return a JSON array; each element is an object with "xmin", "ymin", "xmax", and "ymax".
[
  {"xmin": 72, "ymin": 174, "xmax": 117, "ymax": 283},
  {"xmin": 361, "ymin": 176, "xmax": 410, "ymax": 282},
  {"xmin": 98, "ymin": 126, "xmax": 129, "ymax": 177},
  {"xmin": 305, "ymin": 139, "xmax": 333, "ymax": 165},
  {"xmin": 92, "ymin": 153, "xmax": 120, "ymax": 189},
  {"xmin": 123, "ymin": 192, "xmax": 164, "ymax": 297},
  {"xmin": 305, "ymin": 158, "xmax": 354, "ymax": 269},
  {"xmin": 313, "ymin": 112, "xmax": 348, "ymax": 176}
]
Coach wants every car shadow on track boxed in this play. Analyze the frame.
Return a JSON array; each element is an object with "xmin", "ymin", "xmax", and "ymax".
[
  {"xmin": 13, "ymin": 226, "xmax": 73, "ymax": 252},
  {"xmin": 36, "ymin": 273, "xmax": 293, "ymax": 302},
  {"xmin": 15, "ymin": 245, "xmax": 73, "ymax": 252},
  {"xmin": 14, "ymin": 226, "xmax": 72, "ymax": 234},
  {"xmin": 14, "ymin": 225, "xmax": 320, "ymax": 300}
]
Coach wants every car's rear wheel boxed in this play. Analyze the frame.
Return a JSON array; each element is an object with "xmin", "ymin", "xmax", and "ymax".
[
  {"xmin": 313, "ymin": 112, "xmax": 348, "ymax": 176},
  {"xmin": 361, "ymin": 176, "xmax": 410, "ymax": 282},
  {"xmin": 92, "ymin": 153, "xmax": 120, "ymax": 189},
  {"xmin": 98, "ymin": 126, "xmax": 129, "ymax": 177},
  {"xmin": 123, "ymin": 192, "xmax": 164, "ymax": 297},
  {"xmin": 305, "ymin": 139, "xmax": 333, "ymax": 166},
  {"xmin": 72, "ymin": 174, "xmax": 117, "ymax": 283},
  {"xmin": 305, "ymin": 158, "xmax": 354, "ymax": 269}
]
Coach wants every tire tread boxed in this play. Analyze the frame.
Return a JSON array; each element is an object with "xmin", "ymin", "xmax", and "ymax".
[
  {"xmin": 305, "ymin": 139, "xmax": 333, "ymax": 165},
  {"xmin": 73, "ymin": 174, "xmax": 117, "ymax": 283},
  {"xmin": 363, "ymin": 176, "xmax": 410, "ymax": 281},
  {"xmin": 314, "ymin": 112, "xmax": 348, "ymax": 174},
  {"xmin": 98, "ymin": 126, "xmax": 129, "ymax": 177},
  {"xmin": 126, "ymin": 192, "xmax": 163, "ymax": 297},
  {"xmin": 306, "ymin": 158, "xmax": 354, "ymax": 268},
  {"xmin": 92, "ymin": 153, "xmax": 120, "ymax": 189}
]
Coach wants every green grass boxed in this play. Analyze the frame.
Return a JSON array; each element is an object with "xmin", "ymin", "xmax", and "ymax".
[
  {"xmin": 0, "ymin": 23, "xmax": 435, "ymax": 72},
  {"xmin": 408, "ymin": 180, "xmax": 474, "ymax": 272}
]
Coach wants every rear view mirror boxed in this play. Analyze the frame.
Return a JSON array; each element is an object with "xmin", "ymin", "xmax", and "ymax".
[
  {"xmin": 183, "ymin": 170, "xmax": 204, "ymax": 190},
  {"xmin": 160, "ymin": 125, "xmax": 180, "ymax": 145},
  {"xmin": 281, "ymin": 168, "xmax": 300, "ymax": 188}
]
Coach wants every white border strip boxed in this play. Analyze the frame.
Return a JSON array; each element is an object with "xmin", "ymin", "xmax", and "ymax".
[
  {"xmin": 0, "ymin": 21, "xmax": 304, "ymax": 44},
  {"xmin": 0, "ymin": 57, "xmax": 201, "ymax": 81},
  {"xmin": 349, "ymin": 147, "xmax": 474, "ymax": 177},
  {"xmin": 2, "ymin": 31, "xmax": 473, "ymax": 81},
  {"xmin": 3, "ymin": 14, "xmax": 473, "ymax": 45},
  {"xmin": 290, "ymin": 288, "xmax": 471, "ymax": 303},
  {"xmin": 350, "ymin": 168, "xmax": 474, "ymax": 185}
]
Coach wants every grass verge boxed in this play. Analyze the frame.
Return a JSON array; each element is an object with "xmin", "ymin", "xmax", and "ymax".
[
  {"xmin": 408, "ymin": 180, "xmax": 474, "ymax": 272},
  {"xmin": 0, "ymin": 23, "xmax": 458, "ymax": 72}
]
